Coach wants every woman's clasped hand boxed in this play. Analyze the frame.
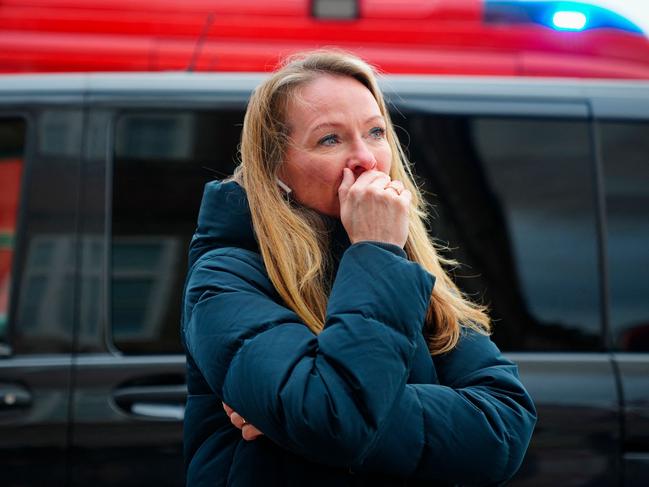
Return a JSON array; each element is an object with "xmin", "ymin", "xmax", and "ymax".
[
  {"xmin": 338, "ymin": 168, "xmax": 411, "ymax": 248},
  {"xmin": 222, "ymin": 402, "xmax": 264, "ymax": 441}
]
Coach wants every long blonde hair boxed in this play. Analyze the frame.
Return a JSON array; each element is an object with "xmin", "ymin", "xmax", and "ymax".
[{"xmin": 235, "ymin": 50, "xmax": 490, "ymax": 354}]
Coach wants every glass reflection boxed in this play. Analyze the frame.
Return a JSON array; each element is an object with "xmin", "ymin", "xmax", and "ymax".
[
  {"xmin": 111, "ymin": 110, "xmax": 242, "ymax": 354},
  {"xmin": 11, "ymin": 110, "xmax": 82, "ymax": 353},
  {"xmin": 0, "ymin": 118, "xmax": 26, "ymax": 342},
  {"xmin": 601, "ymin": 121, "xmax": 649, "ymax": 352},
  {"xmin": 405, "ymin": 115, "xmax": 600, "ymax": 351}
]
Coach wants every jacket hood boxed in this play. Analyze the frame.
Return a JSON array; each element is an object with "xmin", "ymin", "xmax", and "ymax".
[{"xmin": 188, "ymin": 180, "xmax": 258, "ymax": 267}]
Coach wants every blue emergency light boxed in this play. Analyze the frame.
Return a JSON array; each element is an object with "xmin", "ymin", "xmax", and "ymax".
[
  {"xmin": 552, "ymin": 10, "xmax": 588, "ymax": 30},
  {"xmin": 485, "ymin": 1, "xmax": 643, "ymax": 34}
]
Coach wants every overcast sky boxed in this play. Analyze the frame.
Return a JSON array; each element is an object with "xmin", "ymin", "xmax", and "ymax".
[{"xmin": 594, "ymin": 0, "xmax": 649, "ymax": 33}]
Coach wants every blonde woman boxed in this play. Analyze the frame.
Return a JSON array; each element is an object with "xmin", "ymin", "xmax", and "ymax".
[{"xmin": 182, "ymin": 50, "xmax": 536, "ymax": 486}]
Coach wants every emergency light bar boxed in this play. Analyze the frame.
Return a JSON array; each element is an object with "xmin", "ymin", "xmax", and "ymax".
[{"xmin": 485, "ymin": 0, "xmax": 643, "ymax": 34}]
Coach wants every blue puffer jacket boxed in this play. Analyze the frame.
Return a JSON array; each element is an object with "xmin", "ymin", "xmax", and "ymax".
[{"xmin": 182, "ymin": 180, "xmax": 536, "ymax": 486}]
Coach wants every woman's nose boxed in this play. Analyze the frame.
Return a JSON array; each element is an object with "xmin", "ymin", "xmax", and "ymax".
[{"xmin": 346, "ymin": 137, "xmax": 377, "ymax": 176}]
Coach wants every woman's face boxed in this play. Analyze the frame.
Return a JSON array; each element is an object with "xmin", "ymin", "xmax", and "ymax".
[{"xmin": 280, "ymin": 74, "xmax": 392, "ymax": 217}]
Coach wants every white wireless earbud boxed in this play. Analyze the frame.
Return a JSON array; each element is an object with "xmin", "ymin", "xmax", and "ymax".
[{"xmin": 276, "ymin": 178, "xmax": 293, "ymax": 195}]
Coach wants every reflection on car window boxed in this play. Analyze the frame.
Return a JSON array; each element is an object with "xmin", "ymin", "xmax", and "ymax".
[
  {"xmin": 111, "ymin": 110, "xmax": 243, "ymax": 354},
  {"xmin": 112, "ymin": 109, "xmax": 605, "ymax": 353},
  {"xmin": 0, "ymin": 118, "xmax": 26, "ymax": 343},
  {"xmin": 601, "ymin": 121, "xmax": 649, "ymax": 352},
  {"xmin": 406, "ymin": 115, "xmax": 600, "ymax": 351},
  {"xmin": 11, "ymin": 110, "xmax": 81, "ymax": 354}
]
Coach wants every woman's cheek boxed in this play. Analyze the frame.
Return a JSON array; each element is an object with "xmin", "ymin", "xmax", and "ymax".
[{"xmin": 378, "ymin": 144, "xmax": 392, "ymax": 174}]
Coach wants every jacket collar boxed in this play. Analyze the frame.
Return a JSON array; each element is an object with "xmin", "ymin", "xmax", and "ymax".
[
  {"xmin": 189, "ymin": 179, "xmax": 351, "ymax": 269},
  {"xmin": 189, "ymin": 180, "xmax": 258, "ymax": 267}
]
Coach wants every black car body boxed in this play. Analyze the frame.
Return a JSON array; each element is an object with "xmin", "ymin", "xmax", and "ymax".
[{"xmin": 0, "ymin": 73, "xmax": 648, "ymax": 486}]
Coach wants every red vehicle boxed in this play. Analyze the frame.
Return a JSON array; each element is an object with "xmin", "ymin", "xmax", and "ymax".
[{"xmin": 1, "ymin": 0, "xmax": 649, "ymax": 78}]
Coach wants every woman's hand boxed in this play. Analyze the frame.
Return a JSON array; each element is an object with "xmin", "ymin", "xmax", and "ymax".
[
  {"xmin": 222, "ymin": 402, "xmax": 264, "ymax": 441},
  {"xmin": 338, "ymin": 168, "xmax": 412, "ymax": 248}
]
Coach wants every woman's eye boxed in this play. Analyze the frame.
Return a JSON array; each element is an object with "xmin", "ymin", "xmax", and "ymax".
[
  {"xmin": 318, "ymin": 134, "xmax": 339, "ymax": 146},
  {"xmin": 369, "ymin": 127, "xmax": 386, "ymax": 139}
]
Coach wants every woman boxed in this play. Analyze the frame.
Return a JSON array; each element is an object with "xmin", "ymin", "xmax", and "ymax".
[{"xmin": 182, "ymin": 50, "xmax": 536, "ymax": 486}]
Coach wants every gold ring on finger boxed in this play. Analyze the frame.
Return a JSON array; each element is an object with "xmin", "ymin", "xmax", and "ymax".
[{"xmin": 385, "ymin": 183, "xmax": 401, "ymax": 194}]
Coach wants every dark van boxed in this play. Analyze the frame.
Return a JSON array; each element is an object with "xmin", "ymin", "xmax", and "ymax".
[{"xmin": 1, "ymin": 72, "xmax": 648, "ymax": 486}]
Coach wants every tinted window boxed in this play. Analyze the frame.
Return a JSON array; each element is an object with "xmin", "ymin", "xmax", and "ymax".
[
  {"xmin": 111, "ymin": 110, "xmax": 244, "ymax": 354},
  {"xmin": 600, "ymin": 121, "xmax": 649, "ymax": 351},
  {"xmin": 0, "ymin": 118, "xmax": 26, "ymax": 343},
  {"xmin": 11, "ymin": 110, "xmax": 81, "ymax": 353},
  {"xmin": 405, "ymin": 114, "xmax": 601, "ymax": 351},
  {"xmin": 111, "ymin": 108, "xmax": 603, "ymax": 353}
]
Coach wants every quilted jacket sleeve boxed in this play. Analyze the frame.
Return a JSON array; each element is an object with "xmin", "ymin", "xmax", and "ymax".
[
  {"xmin": 183, "ymin": 241, "xmax": 435, "ymax": 467},
  {"xmin": 357, "ymin": 331, "xmax": 537, "ymax": 485}
]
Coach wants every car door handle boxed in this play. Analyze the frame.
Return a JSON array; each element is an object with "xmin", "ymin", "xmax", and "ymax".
[
  {"xmin": 0, "ymin": 383, "xmax": 32, "ymax": 410},
  {"xmin": 112, "ymin": 384, "xmax": 187, "ymax": 421}
]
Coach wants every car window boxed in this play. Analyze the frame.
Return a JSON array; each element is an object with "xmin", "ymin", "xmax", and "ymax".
[
  {"xmin": 111, "ymin": 108, "xmax": 603, "ymax": 354},
  {"xmin": 11, "ymin": 110, "xmax": 82, "ymax": 354},
  {"xmin": 0, "ymin": 118, "xmax": 26, "ymax": 345},
  {"xmin": 405, "ymin": 114, "xmax": 601, "ymax": 351},
  {"xmin": 600, "ymin": 121, "xmax": 649, "ymax": 352},
  {"xmin": 111, "ymin": 110, "xmax": 244, "ymax": 354}
]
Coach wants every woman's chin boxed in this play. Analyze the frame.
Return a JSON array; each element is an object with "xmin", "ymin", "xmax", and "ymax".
[
  {"xmin": 320, "ymin": 204, "xmax": 341, "ymax": 219},
  {"xmin": 300, "ymin": 199, "xmax": 340, "ymax": 219}
]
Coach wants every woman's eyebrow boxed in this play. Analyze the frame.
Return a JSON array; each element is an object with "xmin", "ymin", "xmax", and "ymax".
[
  {"xmin": 365, "ymin": 115, "xmax": 385, "ymax": 124},
  {"xmin": 310, "ymin": 121, "xmax": 343, "ymax": 134},
  {"xmin": 310, "ymin": 115, "xmax": 385, "ymax": 134}
]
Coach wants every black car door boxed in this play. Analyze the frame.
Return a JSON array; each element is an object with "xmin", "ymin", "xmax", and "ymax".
[
  {"xmin": 0, "ymin": 100, "xmax": 84, "ymax": 486},
  {"xmin": 68, "ymin": 100, "xmax": 246, "ymax": 486},
  {"xmin": 594, "ymin": 89, "xmax": 649, "ymax": 486}
]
